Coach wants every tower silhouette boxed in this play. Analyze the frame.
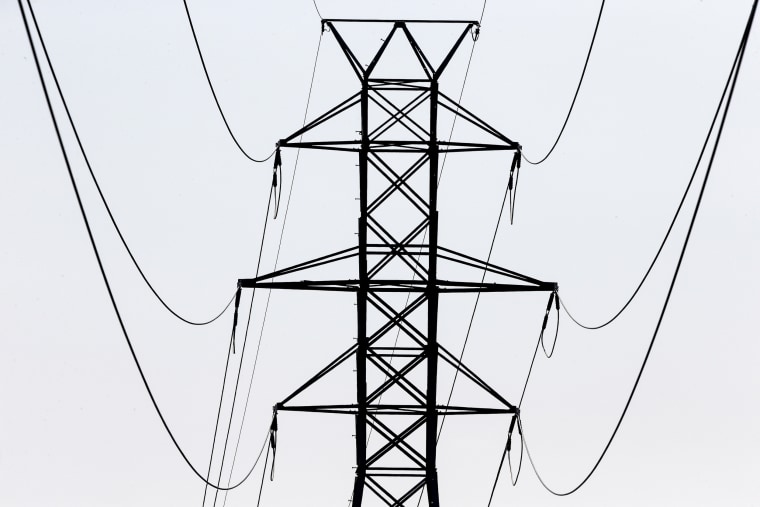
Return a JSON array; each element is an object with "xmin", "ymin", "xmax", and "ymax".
[{"xmin": 239, "ymin": 19, "xmax": 556, "ymax": 506}]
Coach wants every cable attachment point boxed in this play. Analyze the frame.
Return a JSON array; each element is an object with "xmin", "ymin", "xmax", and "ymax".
[
  {"xmin": 231, "ymin": 283, "xmax": 242, "ymax": 354},
  {"xmin": 471, "ymin": 25, "xmax": 480, "ymax": 42},
  {"xmin": 269, "ymin": 408, "xmax": 279, "ymax": 481},
  {"xmin": 508, "ymin": 151, "xmax": 521, "ymax": 224},
  {"xmin": 272, "ymin": 145, "xmax": 283, "ymax": 219}
]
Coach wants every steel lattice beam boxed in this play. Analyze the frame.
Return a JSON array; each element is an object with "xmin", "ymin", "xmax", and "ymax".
[{"xmin": 239, "ymin": 19, "xmax": 556, "ymax": 506}]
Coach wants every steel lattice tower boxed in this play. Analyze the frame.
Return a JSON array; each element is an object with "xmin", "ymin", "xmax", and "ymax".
[{"xmin": 239, "ymin": 19, "xmax": 556, "ymax": 506}]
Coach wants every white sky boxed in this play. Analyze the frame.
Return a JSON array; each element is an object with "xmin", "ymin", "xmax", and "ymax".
[{"xmin": 1, "ymin": 1, "xmax": 759, "ymax": 506}]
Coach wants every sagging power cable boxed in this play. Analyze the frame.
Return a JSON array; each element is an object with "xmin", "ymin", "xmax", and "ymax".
[
  {"xmin": 26, "ymin": 0, "xmax": 234, "ymax": 326},
  {"xmin": 559, "ymin": 12, "xmax": 741, "ymax": 330},
  {"xmin": 493, "ymin": 2, "xmax": 756, "ymax": 499},
  {"xmin": 525, "ymin": 2, "xmax": 755, "ymax": 495},
  {"xmin": 183, "ymin": 0, "xmax": 276, "ymax": 163},
  {"xmin": 18, "ymin": 0, "xmax": 272, "ymax": 491},
  {"xmin": 522, "ymin": 0, "xmax": 605, "ymax": 166}
]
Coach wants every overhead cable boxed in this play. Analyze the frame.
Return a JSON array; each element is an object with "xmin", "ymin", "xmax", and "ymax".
[
  {"xmin": 26, "ymin": 0, "xmax": 234, "ymax": 326},
  {"xmin": 207, "ymin": 141, "xmax": 282, "ymax": 507},
  {"xmin": 436, "ymin": 152, "xmax": 518, "ymax": 442},
  {"xmin": 202, "ymin": 184, "xmax": 275, "ymax": 506},
  {"xmin": 486, "ymin": 3, "xmax": 755, "ymax": 500},
  {"xmin": 218, "ymin": 29, "xmax": 324, "ymax": 507},
  {"xmin": 479, "ymin": 0, "xmax": 488, "ymax": 24},
  {"xmin": 559, "ymin": 20, "xmax": 739, "ymax": 330},
  {"xmin": 522, "ymin": 0, "xmax": 605, "ymax": 165},
  {"xmin": 311, "ymin": 0, "xmax": 324, "ymax": 20},
  {"xmin": 182, "ymin": 0, "xmax": 276, "ymax": 163},
  {"xmin": 522, "ymin": 1, "xmax": 756, "ymax": 496},
  {"xmin": 18, "ymin": 0, "xmax": 274, "ymax": 490},
  {"xmin": 487, "ymin": 294, "xmax": 557, "ymax": 506},
  {"xmin": 255, "ymin": 438, "xmax": 272, "ymax": 507}
]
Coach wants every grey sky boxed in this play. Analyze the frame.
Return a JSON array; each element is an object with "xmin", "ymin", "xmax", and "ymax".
[{"xmin": 1, "ymin": 1, "xmax": 758, "ymax": 506}]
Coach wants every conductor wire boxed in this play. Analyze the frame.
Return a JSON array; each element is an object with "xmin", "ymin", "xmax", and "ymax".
[
  {"xmin": 559, "ymin": 14, "xmax": 738, "ymax": 330},
  {"xmin": 487, "ymin": 4, "xmax": 755, "ymax": 499},
  {"xmin": 183, "ymin": 0, "xmax": 276, "ymax": 163},
  {"xmin": 522, "ymin": 0, "xmax": 605, "ymax": 165},
  {"xmin": 218, "ymin": 29, "xmax": 324, "ymax": 507},
  {"xmin": 522, "ymin": 1, "xmax": 756, "ymax": 496},
  {"xmin": 311, "ymin": 0, "xmax": 324, "ymax": 20},
  {"xmin": 27, "ymin": 0, "xmax": 234, "ymax": 326},
  {"xmin": 19, "ymin": 0, "xmax": 269, "ymax": 491}
]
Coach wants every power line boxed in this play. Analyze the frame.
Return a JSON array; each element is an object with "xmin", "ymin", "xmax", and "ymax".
[
  {"xmin": 559, "ymin": 27, "xmax": 738, "ymax": 330},
  {"xmin": 521, "ymin": 1, "xmax": 756, "ymax": 496},
  {"xmin": 487, "ymin": 298, "xmax": 556, "ymax": 506},
  {"xmin": 479, "ymin": 0, "xmax": 488, "ymax": 24},
  {"xmin": 522, "ymin": 0, "xmax": 605, "ymax": 166},
  {"xmin": 182, "ymin": 0, "xmax": 276, "ymax": 163},
  {"xmin": 18, "ymin": 0, "xmax": 270, "ymax": 491},
  {"xmin": 206, "ymin": 183, "xmax": 276, "ymax": 507},
  {"xmin": 202, "ymin": 182, "xmax": 275, "ymax": 506},
  {"xmin": 255, "ymin": 439, "xmax": 272, "ymax": 507},
  {"xmin": 201, "ymin": 321, "xmax": 240, "ymax": 504},
  {"xmin": 485, "ymin": 1, "xmax": 756, "ymax": 500},
  {"xmin": 216, "ymin": 29, "xmax": 325, "ymax": 507},
  {"xmin": 26, "ymin": 0, "xmax": 234, "ymax": 327},
  {"xmin": 437, "ymin": 155, "xmax": 516, "ymax": 441},
  {"xmin": 430, "ymin": 152, "xmax": 529, "ymax": 507},
  {"xmin": 311, "ymin": 0, "xmax": 324, "ymax": 20}
]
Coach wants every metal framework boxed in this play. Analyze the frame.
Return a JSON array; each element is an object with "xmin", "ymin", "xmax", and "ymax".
[{"xmin": 239, "ymin": 20, "xmax": 556, "ymax": 506}]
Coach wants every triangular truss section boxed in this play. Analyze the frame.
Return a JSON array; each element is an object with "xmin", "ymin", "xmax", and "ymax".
[{"xmin": 280, "ymin": 20, "xmax": 518, "ymax": 154}]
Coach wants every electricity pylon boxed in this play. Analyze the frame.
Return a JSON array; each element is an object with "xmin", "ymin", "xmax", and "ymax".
[{"xmin": 239, "ymin": 19, "xmax": 556, "ymax": 506}]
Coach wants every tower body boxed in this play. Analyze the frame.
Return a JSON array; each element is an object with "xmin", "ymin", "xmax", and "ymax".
[{"xmin": 240, "ymin": 19, "xmax": 555, "ymax": 506}]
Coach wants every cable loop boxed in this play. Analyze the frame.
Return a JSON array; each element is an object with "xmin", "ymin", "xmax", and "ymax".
[
  {"xmin": 539, "ymin": 290, "xmax": 560, "ymax": 358},
  {"xmin": 508, "ymin": 414, "xmax": 524, "ymax": 486},
  {"xmin": 272, "ymin": 146, "xmax": 282, "ymax": 219},
  {"xmin": 269, "ymin": 408, "xmax": 279, "ymax": 481},
  {"xmin": 231, "ymin": 285, "xmax": 242, "ymax": 354},
  {"xmin": 508, "ymin": 151, "xmax": 521, "ymax": 224}
]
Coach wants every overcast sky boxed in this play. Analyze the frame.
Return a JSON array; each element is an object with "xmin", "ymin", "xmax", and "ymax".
[{"xmin": 1, "ymin": 1, "xmax": 759, "ymax": 506}]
